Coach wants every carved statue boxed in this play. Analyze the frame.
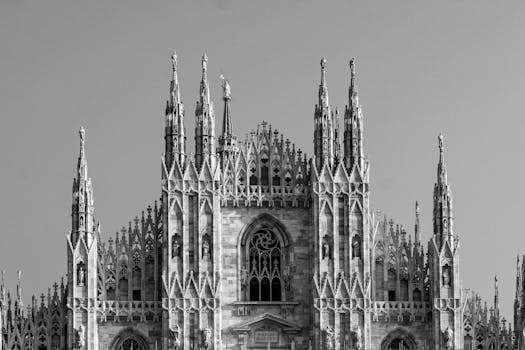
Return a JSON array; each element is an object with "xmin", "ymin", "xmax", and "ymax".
[
  {"xmin": 172, "ymin": 234, "xmax": 181, "ymax": 258},
  {"xmin": 443, "ymin": 326, "xmax": 453, "ymax": 350},
  {"xmin": 351, "ymin": 235, "xmax": 361, "ymax": 259},
  {"xmin": 442, "ymin": 266, "xmax": 451, "ymax": 286},
  {"xmin": 324, "ymin": 327, "xmax": 334, "ymax": 350},
  {"xmin": 240, "ymin": 266, "xmax": 248, "ymax": 289},
  {"xmin": 202, "ymin": 233, "xmax": 211, "ymax": 259},
  {"xmin": 201, "ymin": 328, "xmax": 212, "ymax": 350},
  {"xmin": 322, "ymin": 235, "xmax": 331, "ymax": 260},
  {"xmin": 283, "ymin": 266, "xmax": 292, "ymax": 292},
  {"xmin": 352, "ymin": 326, "xmax": 363, "ymax": 350},
  {"xmin": 169, "ymin": 325, "xmax": 181, "ymax": 350},
  {"xmin": 77, "ymin": 264, "xmax": 85, "ymax": 286},
  {"xmin": 76, "ymin": 324, "xmax": 85, "ymax": 349}
]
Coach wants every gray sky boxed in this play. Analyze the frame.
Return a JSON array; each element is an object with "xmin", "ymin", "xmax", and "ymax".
[{"xmin": 1, "ymin": 0, "xmax": 524, "ymax": 320}]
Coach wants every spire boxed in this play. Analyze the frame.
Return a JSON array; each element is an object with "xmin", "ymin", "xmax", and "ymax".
[
  {"xmin": 495, "ymin": 275, "xmax": 500, "ymax": 318},
  {"xmin": 433, "ymin": 134, "xmax": 454, "ymax": 247},
  {"xmin": 414, "ymin": 201, "xmax": 420, "ymax": 244},
  {"xmin": 319, "ymin": 57, "xmax": 329, "ymax": 107},
  {"xmin": 72, "ymin": 127, "xmax": 95, "ymax": 245},
  {"xmin": 313, "ymin": 57, "xmax": 335, "ymax": 170},
  {"xmin": 195, "ymin": 53, "xmax": 216, "ymax": 170},
  {"xmin": 165, "ymin": 52, "xmax": 186, "ymax": 169},
  {"xmin": 221, "ymin": 77, "xmax": 232, "ymax": 136},
  {"xmin": 170, "ymin": 52, "xmax": 180, "ymax": 107},
  {"xmin": 218, "ymin": 76, "xmax": 238, "ymax": 163},
  {"xmin": 200, "ymin": 53, "xmax": 210, "ymax": 105},
  {"xmin": 15, "ymin": 271, "xmax": 22, "ymax": 317},
  {"xmin": 344, "ymin": 58, "xmax": 364, "ymax": 172}
]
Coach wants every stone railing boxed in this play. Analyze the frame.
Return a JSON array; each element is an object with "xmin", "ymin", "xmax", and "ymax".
[
  {"xmin": 96, "ymin": 300, "xmax": 162, "ymax": 323},
  {"xmin": 371, "ymin": 301, "xmax": 431, "ymax": 322}
]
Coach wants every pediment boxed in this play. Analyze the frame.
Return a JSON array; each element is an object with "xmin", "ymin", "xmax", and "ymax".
[{"xmin": 231, "ymin": 312, "xmax": 301, "ymax": 333}]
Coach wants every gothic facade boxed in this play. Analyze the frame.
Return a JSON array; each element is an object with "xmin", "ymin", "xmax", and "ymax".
[{"xmin": 0, "ymin": 54, "xmax": 513, "ymax": 350}]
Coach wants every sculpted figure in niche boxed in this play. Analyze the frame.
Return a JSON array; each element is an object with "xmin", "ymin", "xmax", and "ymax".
[
  {"xmin": 443, "ymin": 326, "xmax": 453, "ymax": 350},
  {"xmin": 240, "ymin": 266, "xmax": 248, "ymax": 289},
  {"xmin": 169, "ymin": 325, "xmax": 181, "ymax": 350},
  {"xmin": 322, "ymin": 235, "xmax": 332, "ymax": 260},
  {"xmin": 324, "ymin": 327, "xmax": 334, "ymax": 350},
  {"xmin": 75, "ymin": 324, "xmax": 85, "ymax": 349},
  {"xmin": 172, "ymin": 234, "xmax": 181, "ymax": 258},
  {"xmin": 352, "ymin": 326, "xmax": 362, "ymax": 350},
  {"xmin": 283, "ymin": 266, "xmax": 292, "ymax": 292},
  {"xmin": 201, "ymin": 328, "xmax": 212, "ymax": 350},
  {"xmin": 77, "ymin": 263, "xmax": 85, "ymax": 286},
  {"xmin": 351, "ymin": 235, "xmax": 361, "ymax": 259},
  {"xmin": 442, "ymin": 265, "xmax": 451, "ymax": 286},
  {"xmin": 202, "ymin": 233, "xmax": 211, "ymax": 259}
]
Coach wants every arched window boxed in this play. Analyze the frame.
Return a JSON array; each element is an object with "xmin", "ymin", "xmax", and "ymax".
[{"xmin": 247, "ymin": 226, "xmax": 283, "ymax": 301}]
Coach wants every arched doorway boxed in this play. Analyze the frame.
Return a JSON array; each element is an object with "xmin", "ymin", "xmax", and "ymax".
[
  {"xmin": 110, "ymin": 329, "xmax": 149, "ymax": 350},
  {"xmin": 381, "ymin": 328, "xmax": 418, "ymax": 350}
]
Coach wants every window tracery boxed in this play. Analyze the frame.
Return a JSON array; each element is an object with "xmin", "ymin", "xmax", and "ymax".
[{"xmin": 247, "ymin": 226, "xmax": 283, "ymax": 301}]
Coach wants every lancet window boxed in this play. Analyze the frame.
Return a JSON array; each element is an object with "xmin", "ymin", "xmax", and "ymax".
[{"xmin": 247, "ymin": 226, "xmax": 283, "ymax": 301}]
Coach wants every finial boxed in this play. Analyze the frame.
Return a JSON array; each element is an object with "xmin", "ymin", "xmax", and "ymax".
[
  {"xmin": 350, "ymin": 58, "xmax": 356, "ymax": 75},
  {"xmin": 415, "ymin": 201, "xmax": 420, "ymax": 214},
  {"xmin": 438, "ymin": 133, "xmax": 444, "ymax": 153}
]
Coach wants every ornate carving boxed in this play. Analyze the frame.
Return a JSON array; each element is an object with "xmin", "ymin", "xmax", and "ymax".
[
  {"xmin": 240, "ymin": 266, "xmax": 248, "ymax": 289},
  {"xmin": 442, "ymin": 265, "xmax": 451, "ymax": 286},
  {"xmin": 169, "ymin": 325, "xmax": 181, "ymax": 350},
  {"xmin": 351, "ymin": 235, "xmax": 361, "ymax": 259},
  {"xmin": 283, "ymin": 266, "xmax": 292, "ymax": 292},
  {"xmin": 77, "ymin": 263, "xmax": 85, "ymax": 287}
]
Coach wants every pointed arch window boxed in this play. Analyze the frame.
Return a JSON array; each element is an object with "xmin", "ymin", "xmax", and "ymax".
[{"xmin": 247, "ymin": 226, "xmax": 282, "ymax": 301}]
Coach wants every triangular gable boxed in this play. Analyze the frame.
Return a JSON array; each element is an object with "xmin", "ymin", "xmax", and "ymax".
[{"xmin": 231, "ymin": 313, "xmax": 301, "ymax": 333}]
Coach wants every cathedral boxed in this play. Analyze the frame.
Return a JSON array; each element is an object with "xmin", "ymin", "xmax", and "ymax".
[{"xmin": 0, "ymin": 53, "xmax": 515, "ymax": 350}]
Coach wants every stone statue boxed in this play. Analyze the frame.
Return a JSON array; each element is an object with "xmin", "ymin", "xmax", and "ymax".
[
  {"xmin": 352, "ymin": 326, "xmax": 363, "ymax": 350},
  {"xmin": 169, "ymin": 325, "xmax": 181, "ymax": 350},
  {"xmin": 202, "ymin": 233, "xmax": 211, "ymax": 259},
  {"xmin": 352, "ymin": 235, "xmax": 361, "ymax": 259},
  {"xmin": 283, "ymin": 266, "xmax": 292, "ymax": 292},
  {"xmin": 443, "ymin": 326, "xmax": 453, "ymax": 350},
  {"xmin": 322, "ymin": 235, "xmax": 331, "ymax": 260},
  {"xmin": 76, "ymin": 324, "xmax": 85, "ymax": 349},
  {"xmin": 240, "ymin": 266, "xmax": 248, "ymax": 289},
  {"xmin": 172, "ymin": 234, "xmax": 181, "ymax": 258},
  {"xmin": 201, "ymin": 328, "xmax": 212, "ymax": 350},
  {"xmin": 442, "ymin": 266, "xmax": 451, "ymax": 286},
  {"xmin": 77, "ymin": 264, "xmax": 85, "ymax": 286},
  {"xmin": 324, "ymin": 327, "xmax": 334, "ymax": 350}
]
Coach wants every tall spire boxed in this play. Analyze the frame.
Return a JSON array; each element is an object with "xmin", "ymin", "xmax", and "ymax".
[
  {"xmin": 319, "ymin": 57, "xmax": 329, "ymax": 107},
  {"xmin": 494, "ymin": 275, "xmax": 500, "ymax": 318},
  {"xmin": 218, "ymin": 76, "xmax": 237, "ymax": 163},
  {"xmin": 195, "ymin": 53, "xmax": 216, "ymax": 170},
  {"xmin": 165, "ymin": 52, "xmax": 186, "ymax": 169},
  {"xmin": 200, "ymin": 53, "xmax": 210, "ymax": 105},
  {"xmin": 313, "ymin": 57, "xmax": 335, "ymax": 170},
  {"xmin": 433, "ymin": 134, "xmax": 454, "ymax": 247},
  {"xmin": 414, "ymin": 201, "xmax": 420, "ymax": 244},
  {"xmin": 344, "ymin": 58, "xmax": 364, "ymax": 172},
  {"xmin": 72, "ymin": 127, "xmax": 95, "ymax": 245}
]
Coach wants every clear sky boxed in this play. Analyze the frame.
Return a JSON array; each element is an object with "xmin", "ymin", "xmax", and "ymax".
[{"xmin": 1, "ymin": 0, "xmax": 524, "ymax": 321}]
